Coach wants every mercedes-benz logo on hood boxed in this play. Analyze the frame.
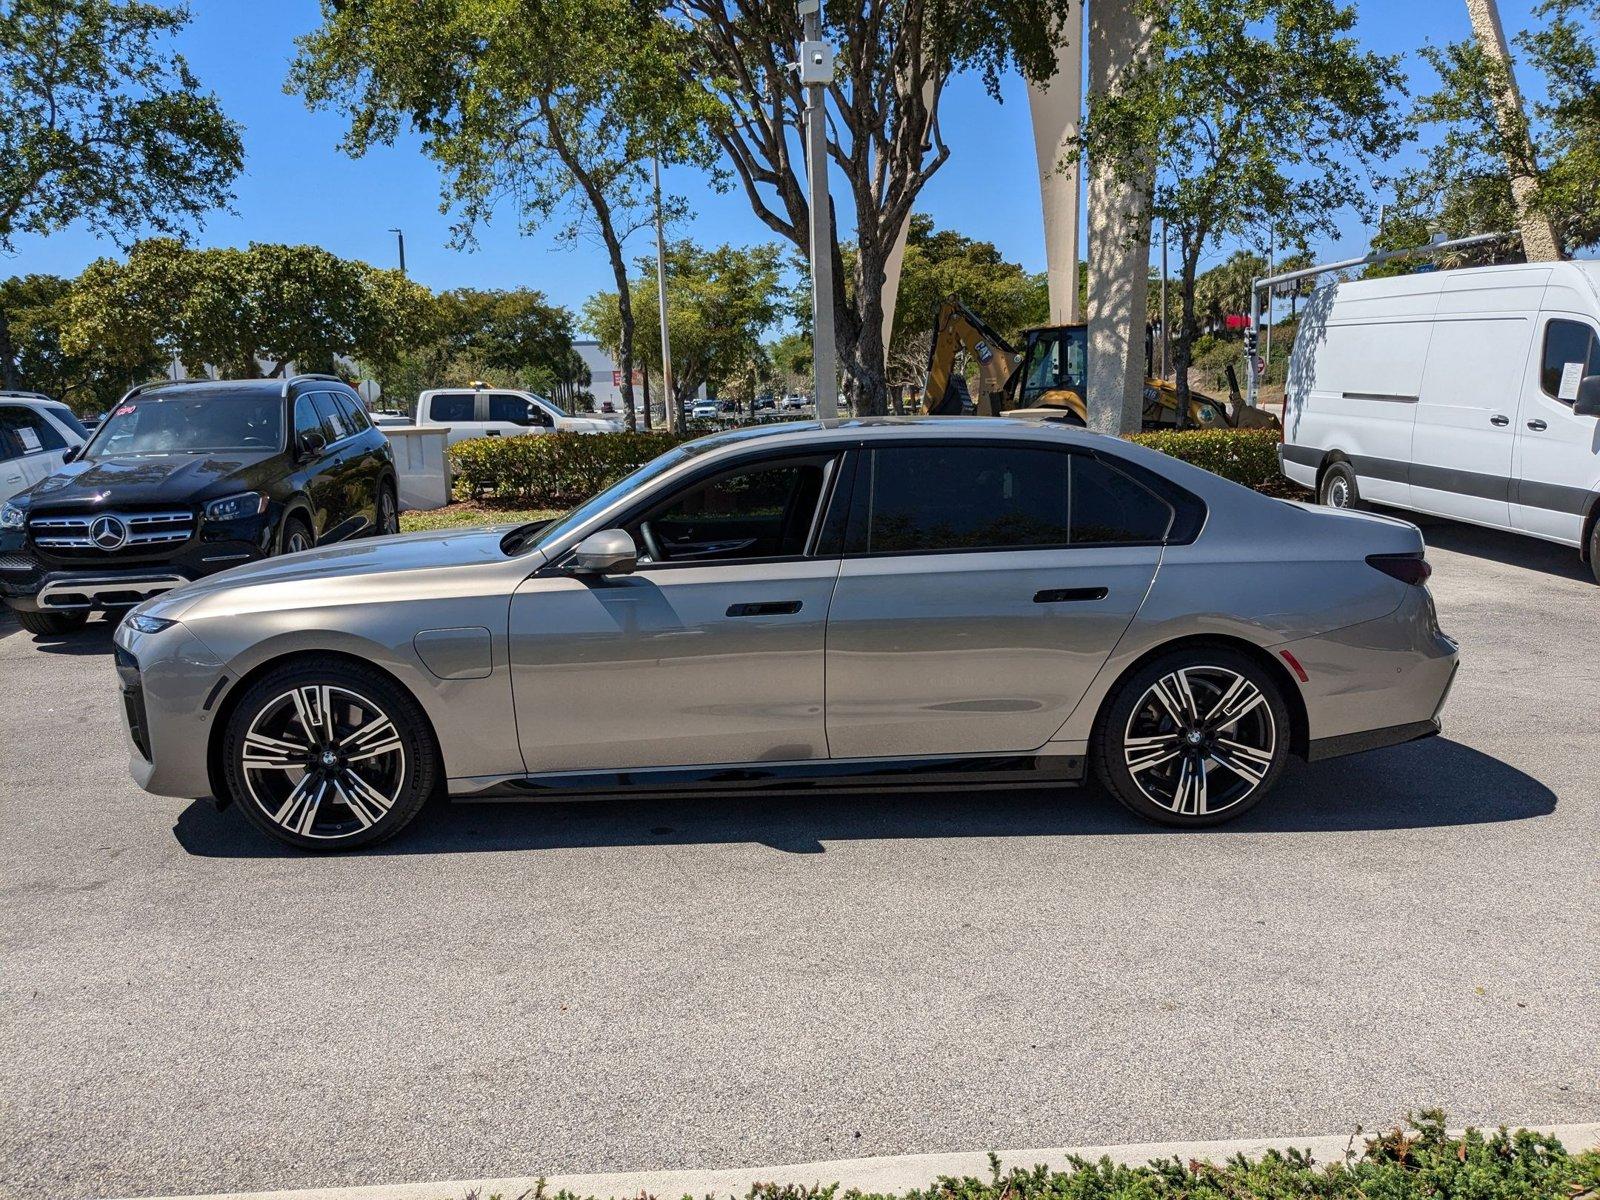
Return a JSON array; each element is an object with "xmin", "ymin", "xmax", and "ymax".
[{"xmin": 90, "ymin": 514, "xmax": 128, "ymax": 550}]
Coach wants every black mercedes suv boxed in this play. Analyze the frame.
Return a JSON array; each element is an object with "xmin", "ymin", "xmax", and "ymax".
[{"xmin": 0, "ymin": 375, "xmax": 398, "ymax": 635}]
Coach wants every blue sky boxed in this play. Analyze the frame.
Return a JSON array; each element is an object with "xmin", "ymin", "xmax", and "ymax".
[{"xmin": 6, "ymin": 0, "xmax": 1551, "ymax": 332}]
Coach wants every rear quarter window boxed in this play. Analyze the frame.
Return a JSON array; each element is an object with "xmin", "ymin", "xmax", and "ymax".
[{"xmin": 428, "ymin": 393, "xmax": 476, "ymax": 423}]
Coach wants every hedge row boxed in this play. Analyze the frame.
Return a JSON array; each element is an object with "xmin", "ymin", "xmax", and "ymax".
[
  {"xmin": 448, "ymin": 426, "xmax": 1295, "ymax": 507},
  {"xmin": 510, "ymin": 1117, "xmax": 1598, "ymax": 1200}
]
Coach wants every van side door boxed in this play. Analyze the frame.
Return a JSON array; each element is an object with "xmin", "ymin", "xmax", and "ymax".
[
  {"xmin": 1406, "ymin": 316, "xmax": 1529, "ymax": 529},
  {"xmin": 1512, "ymin": 313, "xmax": 1600, "ymax": 544}
]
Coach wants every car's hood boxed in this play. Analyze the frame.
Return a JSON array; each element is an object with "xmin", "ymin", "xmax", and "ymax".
[
  {"xmin": 21, "ymin": 452, "xmax": 279, "ymax": 511},
  {"xmin": 560, "ymin": 416, "xmax": 623, "ymax": 432},
  {"xmin": 142, "ymin": 525, "xmax": 543, "ymax": 622}
]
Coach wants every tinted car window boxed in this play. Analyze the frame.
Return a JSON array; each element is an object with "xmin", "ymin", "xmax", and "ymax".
[
  {"xmin": 311, "ymin": 393, "xmax": 351, "ymax": 443},
  {"xmin": 854, "ymin": 445, "xmax": 1173, "ymax": 554},
  {"xmin": 429, "ymin": 392, "xmax": 476, "ymax": 422},
  {"xmin": 334, "ymin": 393, "xmax": 371, "ymax": 432},
  {"xmin": 294, "ymin": 395, "xmax": 323, "ymax": 443},
  {"xmin": 858, "ymin": 445, "xmax": 1070, "ymax": 553},
  {"xmin": 0, "ymin": 405, "xmax": 66, "ymax": 454},
  {"xmin": 1069, "ymin": 454, "xmax": 1173, "ymax": 543},
  {"xmin": 489, "ymin": 393, "xmax": 547, "ymax": 425},
  {"xmin": 1540, "ymin": 318, "xmax": 1600, "ymax": 401},
  {"xmin": 634, "ymin": 458, "xmax": 829, "ymax": 563},
  {"xmin": 87, "ymin": 395, "xmax": 282, "ymax": 458},
  {"xmin": 44, "ymin": 404, "xmax": 89, "ymax": 440}
]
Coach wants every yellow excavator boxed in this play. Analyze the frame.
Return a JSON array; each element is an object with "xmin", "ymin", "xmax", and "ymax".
[{"xmin": 922, "ymin": 298, "xmax": 1279, "ymax": 430}]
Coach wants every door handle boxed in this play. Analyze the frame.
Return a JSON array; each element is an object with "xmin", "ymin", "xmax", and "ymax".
[
  {"xmin": 1034, "ymin": 587, "xmax": 1109, "ymax": 604},
  {"xmin": 726, "ymin": 600, "xmax": 802, "ymax": 617},
  {"xmin": 1490, "ymin": 414, "xmax": 1510, "ymax": 426},
  {"xmin": 1527, "ymin": 419, "xmax": 1548, "ymax": 431}
]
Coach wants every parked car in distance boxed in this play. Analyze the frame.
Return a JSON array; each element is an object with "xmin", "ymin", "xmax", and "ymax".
[
  {"xmin": 754, "ymin": 394, "xmax": 777, "ymax": 411},
  {"xmin": 368, "ymin": 409, "xmax": 413, "ymax": 429},
  {"xmin": 414, "ymin": 385, "xmax": 621, "ymax": 446},
  {"xmin": 1, "ymin": 392, "xmax": 88, "ymax": 509},
  {"xmin": 781, "ymin": 392, "xmax": 810, "ymax": 410},
  {"xmin": 690, "ymin": 399, "xmax": 720, "ymax": 420},
  {"xmin": 1, "ymin": 375, "xmax": 398, "ymax": 636},
  {"xmin": 116, "ymin": 417, "xmax": 1458, "ymax": 850},
  {"xmin": 1282, "ymin": 260, "xmax": 1600, "ymax": 581}
]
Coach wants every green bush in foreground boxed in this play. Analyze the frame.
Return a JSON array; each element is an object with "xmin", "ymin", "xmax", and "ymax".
[
  {"xmin": 488, "ymin": 1116, "xmax": 1598, "ymax": 1200},
  {"xmin": 449, "ymin": 426, "xmax": 1296, "ymax": 508}
]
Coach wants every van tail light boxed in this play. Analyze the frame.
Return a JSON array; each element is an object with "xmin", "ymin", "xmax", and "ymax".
[{"xmin": 1366, "ymin": 552, "xmax": 1431, "ymax": 586}]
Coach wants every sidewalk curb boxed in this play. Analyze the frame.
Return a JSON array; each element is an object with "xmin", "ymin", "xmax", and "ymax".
[{"xmin": 127, "ymin": 1122, "xmax": 1600, "ymax": 1200}]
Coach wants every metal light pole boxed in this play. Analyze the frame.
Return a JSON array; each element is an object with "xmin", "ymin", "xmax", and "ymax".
[
  {"xmin": 387, "ymin": 228, "xmax": 407, "ymax": 276},
  {"xmin": 1159, "ymin": 219, "xmax": 1169, "ymax": 379},
  {"xmin": 652, "ymin": 155, "xmax": 677, "ymax": 432},
  {"xmin": 798, "ymin": 0, "xmax": 838, "ymax": 418},
  {"xmin": 1262, "ymin": 226, "xmax": 1274, "ymax": 385}
]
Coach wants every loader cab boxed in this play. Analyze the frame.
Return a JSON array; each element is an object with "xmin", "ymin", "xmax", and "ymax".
[{"xmin": 1017, "ymin": 325, "xmax": 1089, "ymax": 410}]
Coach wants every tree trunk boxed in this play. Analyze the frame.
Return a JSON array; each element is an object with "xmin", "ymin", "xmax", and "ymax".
[
  {"xmin": 0, "ymin": 306, "xmax": 18, "ymax": 391},
  {"xmin": 1175, "ymin": 245, "xmax": 1201, "ymax": 431},
  {"xmin": 1085, "ymin": 0, "xmax": 1155, "ymax": 435}
]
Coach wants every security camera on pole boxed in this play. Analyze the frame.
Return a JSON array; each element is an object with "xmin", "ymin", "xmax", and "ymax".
[{"xmin": 796, "ymin": 0, "xmax": 838, "ymax": 419}]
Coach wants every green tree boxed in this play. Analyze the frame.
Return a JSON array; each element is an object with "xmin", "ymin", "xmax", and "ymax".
[
  {"xmin": 1080, "ymin": 0, "xmax": 1406, "ymax": 421},
  {"xmin": 0, "ymin": 273, "xmax": 164, "ymax": 411},
  {"xmin": 676, "ymin": 0, "xmax": 1075, "ymax": 414},
  {"xmin": 0, "ymin": 0, "xmax": 242, "ymax": 388},
  {"xmin": 583, "ymin": 240, "xmax": 783, "ymax": 410},
  {"xmin": 291, "ymin": 0, "xmax": 717, "ymax": 430},
  {"xmin": 1382, "ymin": 1, "xmax": 1600, "ymax": 266}
]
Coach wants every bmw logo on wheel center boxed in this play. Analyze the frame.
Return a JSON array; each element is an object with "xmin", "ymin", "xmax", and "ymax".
[{"xmin": 89, "ymin": 514, "xmax": 128, "ymax": 550}]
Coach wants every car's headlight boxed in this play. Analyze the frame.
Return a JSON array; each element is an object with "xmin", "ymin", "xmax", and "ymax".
[
  {"xmin": 0, "ymin": 503, "xmax": 23, "ymax": 530},
  {"xmin": 203, "ymin": 492, "xmax": 267, "ymax": 523},
  {"xmin": 123, "ymin": 613, "xmax": 177, "ymax": 635}
]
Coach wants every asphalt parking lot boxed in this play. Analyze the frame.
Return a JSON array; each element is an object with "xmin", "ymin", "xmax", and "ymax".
[{"xmin": 2, "ymin": 514, "xmax": 1597, "ymax": 1200}]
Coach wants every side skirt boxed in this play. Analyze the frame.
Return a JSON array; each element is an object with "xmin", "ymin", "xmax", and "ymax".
[{"xmin": 452, "ymin": 752, "xmax": 1086, "ymax": 802}]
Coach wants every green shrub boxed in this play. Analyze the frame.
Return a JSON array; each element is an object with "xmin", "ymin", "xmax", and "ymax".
[
  {"xmin": 449, "ymin": 431, "xmax": 693, "ymax": 505},
  {"xmin": 1129, "ymin": 427, "xmax": 1294, "ymax": 495}
]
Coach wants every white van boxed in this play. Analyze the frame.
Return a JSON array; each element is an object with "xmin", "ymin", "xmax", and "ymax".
[
  {"xmin": 414, "ymin": 385, "xmax": 621, "ymax": 446},
  {"xmin": 1281, "ymin": 261, "xmax": 1600, "ymax": 580},
  {"xmin": 0, "ymin": 393, "xmax": 89, "ymax": 509}
]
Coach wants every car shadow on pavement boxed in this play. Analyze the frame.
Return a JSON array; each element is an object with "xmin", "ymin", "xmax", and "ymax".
[
  {"xmin": 1410, "ymin": 514, "xmax": 1593, "ymax": 582},
  {"xmin": 172, "ymin": 735, "xmax": 1555, "ymax": 858},
  {"xmin": 17, "ymin": 617, "xmax": 120, "ymax": 654}
]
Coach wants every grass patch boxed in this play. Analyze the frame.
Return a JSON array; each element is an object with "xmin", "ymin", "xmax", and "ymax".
[{"xmin": 400, "ymin": 501, "xmax": 560, "ymax": 533}]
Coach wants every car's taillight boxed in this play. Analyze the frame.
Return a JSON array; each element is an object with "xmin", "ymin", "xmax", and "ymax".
[{"xmin": 1366, "ymin": 552, "xmax": 1432, "ymax": 586}]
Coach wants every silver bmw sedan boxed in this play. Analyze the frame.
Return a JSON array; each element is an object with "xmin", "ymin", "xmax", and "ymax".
[{"xmin": 113, "ymin": 418, "xmax": 1458, "ymax": 850}]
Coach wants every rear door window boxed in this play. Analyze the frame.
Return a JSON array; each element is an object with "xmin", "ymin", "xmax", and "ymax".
[
  {"xmin": 334, "ymin": 393, "xmax": 371, "ymax": 433},
  {"xmin": 1540, "ymin": 318, "xmax": 1600, "ymax": 402},
  {"xmin": 428, "ymin": 392, "xmax": 477, "ymax": 423},
  {"xmin": 0, "ymin": 405, "xmax": 66, "ymax": 454},
  {"xmin": 311, "ymin": 393, "xmax": 351, "ymax": 443},
  {"xmin": 850, "ymin": 444, "xmax": 1173, "ymax": 554}
]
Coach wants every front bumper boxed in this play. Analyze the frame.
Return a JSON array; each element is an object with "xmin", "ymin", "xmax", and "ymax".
[
  {"xmin": 0, "ymin": 529, "xmax": 269, "ymax": 614},
  {"xmin": 113, "ymin": 619, "xmax": 230, "ymax": 799}
]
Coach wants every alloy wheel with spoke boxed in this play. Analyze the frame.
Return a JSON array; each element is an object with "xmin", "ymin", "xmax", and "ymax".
[
  {"xmin": 239, "ymin": 684, "xmax": 406, "ymax": 841},
  {"xmin": 1122, "ymin": 665, "xmax": 1277, "ymax": 818}
]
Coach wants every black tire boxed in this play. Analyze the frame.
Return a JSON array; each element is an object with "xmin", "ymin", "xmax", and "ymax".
[
  {"xmin": 279, "ymin": 513, "xmax": 314, "ymax": 556},
  {"xmin": 1093, "ymin": 646, "xmax": 1291, "ymax": 828},
  {"xmin": 375, "ymin": 480, "xmax": 400, "ymax": 536},
  {"xmin": 1317, "ymin": 460, "xmax": 1363, "ymax": 510},
  {"xmin": 221, "ymin": 659, "xmax": 439, "ymax": 851},
  {"xmin": 1588, "ymin": 518, "xmax": 1600, "ymax": 586},
  {"xmin": 14, "ymin": 607, "xmax": 90, "ymax": 635}
]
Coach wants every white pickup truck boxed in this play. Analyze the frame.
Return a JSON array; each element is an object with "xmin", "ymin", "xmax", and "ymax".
[{"xmin": 414, "ymin": 386, "xmax": 621, "ymax": 446}]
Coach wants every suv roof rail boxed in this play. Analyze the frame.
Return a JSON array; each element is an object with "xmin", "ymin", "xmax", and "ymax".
[
  {"xmin": 0, "ymin": 389, "xmax": 54, "ymax": 402},
  {"xmin": 117, "ymin": 378, "xmax": 216, "ymax": 404},
  {"xmin": 281, "ymin": 373, "xmax": 346, "ymax": 398}
]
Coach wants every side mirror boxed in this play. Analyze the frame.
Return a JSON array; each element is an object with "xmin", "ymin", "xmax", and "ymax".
[
  {"xmin": 299, "ymin": 429, "xmax": 327, "ymax": 458},
  {"xmin": 565, "ymin": 528, "xmax": 637, "ymax": 576},
  {"xmin": 63, "ymin": 445, "xmax": 81, "ymax": 463},
  {"xmin": 1574, "ymin": 375, "xmax": 1600, "ymax": 417}
]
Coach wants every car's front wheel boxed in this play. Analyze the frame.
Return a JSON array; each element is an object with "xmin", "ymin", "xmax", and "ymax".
[
  {"xmin": 221, "ymin": 660, "xmax": 438, "ymax": 850},
  {"xmin": 1094, "ymin": 648, "xmax": 1291, "ymax": 827}
]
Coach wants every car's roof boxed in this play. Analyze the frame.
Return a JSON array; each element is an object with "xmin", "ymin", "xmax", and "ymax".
[
  {"xmin": 134, "ymin": 379, "xmax": 354, "ymax": 403},
  {"xmin": 686, "ymin": 415, "xmax": 1108, "ymax": 452}
]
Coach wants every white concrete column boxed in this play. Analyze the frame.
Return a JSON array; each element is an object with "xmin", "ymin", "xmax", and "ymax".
[{"xmin": 1026, "ymin": 9, "xmax": 1085, "ymax": 327}]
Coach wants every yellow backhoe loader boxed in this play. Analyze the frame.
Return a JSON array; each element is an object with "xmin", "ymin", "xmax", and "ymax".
[{"xmin": 922, "ymin": 298, "xmax": 1279, "ymax": 431}]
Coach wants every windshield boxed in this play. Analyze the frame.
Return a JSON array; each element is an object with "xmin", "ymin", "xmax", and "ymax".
[
  {"xmin": 86, "ymin": 394, "xmax": 284, "ymax": 458},
  {"xmin": 502, "ymin": 442, "xmax": 704, "ymax": 555}
]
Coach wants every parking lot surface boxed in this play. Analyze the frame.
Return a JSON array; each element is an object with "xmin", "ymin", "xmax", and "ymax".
[{"xmin": 2, "ymin": 514, "xmax": 1597, "ymax": 1200}]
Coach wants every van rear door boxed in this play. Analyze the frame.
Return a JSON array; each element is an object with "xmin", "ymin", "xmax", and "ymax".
[{"xmin": 1512, "ymin": 311, "xmax": 1600, "ymax": 545}]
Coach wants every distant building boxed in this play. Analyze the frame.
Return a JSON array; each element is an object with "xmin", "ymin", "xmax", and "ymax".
[{"xmin": 574, "ymin": 340, "xmax": 627, "ymax": 415}]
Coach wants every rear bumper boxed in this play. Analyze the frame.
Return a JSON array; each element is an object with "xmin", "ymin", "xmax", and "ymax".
[{"xmin": 1276, "ymin": 587, "xmax": 1459, "ymax": 753}]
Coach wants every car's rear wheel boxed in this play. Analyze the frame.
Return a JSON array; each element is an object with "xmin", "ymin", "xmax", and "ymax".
[
  {"xmin": 1318, "ymin": 461, "xmax": 1363, "ymax": 510},
  {"xmin": 14, "ymin": 607, "xmax": 89, "ymax": 636},
  {"xmin": 376, "ymin": 481, "xmax": 400, "ymax": 536},
  {"xmin": 1094, "ymin": 648, "xmax": 1291, "ymax": 827},
  {"xmin": 280, "ymin": 514, "xmax": 314, "ymax": 555},
  {"xmin": 1587, "ymin": 518, "xmax": 1600, "ymax": 585},
  {"xmin": 221, "ymin": 660, "xmax": 438, "ymax": 851}
]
